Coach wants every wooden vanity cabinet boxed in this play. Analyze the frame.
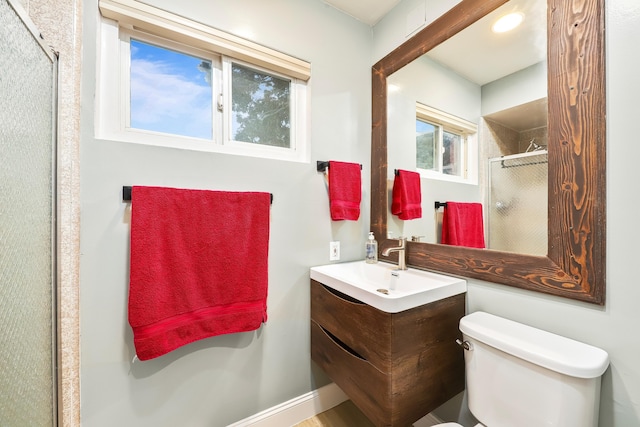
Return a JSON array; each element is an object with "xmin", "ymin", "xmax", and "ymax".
[{"xmin": 310, "ymin": 279, "xmax": 465, "ymax": 427}]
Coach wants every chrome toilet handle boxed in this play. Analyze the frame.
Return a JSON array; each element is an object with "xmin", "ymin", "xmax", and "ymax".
[{"xmin": 456, "ymin": 339, "xmax": 472, "ymax": 351}]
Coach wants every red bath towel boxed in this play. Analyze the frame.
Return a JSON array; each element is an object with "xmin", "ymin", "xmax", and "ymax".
[
  {"xmin": 128, "ymin": 186, "xmax": 270, "ymax": 360},
  {"xmin": 441, "ymin": 202, "xmax": 485, "ymax": 249},
  {"xmin": 391, "ymin": 170, "xmax": 422, "ymax": 220},
  {"xmin": 328, "ymin": 161, "xmax": 361, "ymax": 221}
]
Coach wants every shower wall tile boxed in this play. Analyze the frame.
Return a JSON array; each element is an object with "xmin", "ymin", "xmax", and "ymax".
[{"xmin": 484, "ymin": 119, "xmax": 520, "ymax": 157}]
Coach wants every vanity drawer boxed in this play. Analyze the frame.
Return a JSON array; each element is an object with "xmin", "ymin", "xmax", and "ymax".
[
  {"xmin": 310, "ymin": 320, "xmax": 391, "ymax": 425},
  {"xmin": 310, "ymin": 279, "xmax": 393, "ymax": 371}
]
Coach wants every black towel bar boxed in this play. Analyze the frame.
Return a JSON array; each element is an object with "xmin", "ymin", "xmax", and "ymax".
[
  {"xmin": 435, "ymin": 201, "xmax": 447, "ymax": 209},
  {"xmin": 122, "ymin": 186, "xmax": 273, "ymax": 204},
  {"xmin": 316, "ymin": 160, "xmax": 363, "ymax": 173}
]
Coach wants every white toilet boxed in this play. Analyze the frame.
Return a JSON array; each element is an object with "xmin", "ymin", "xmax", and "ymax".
[{"xmin": 434, "ymin": 311, "xmax": 609, "ymax": 427}]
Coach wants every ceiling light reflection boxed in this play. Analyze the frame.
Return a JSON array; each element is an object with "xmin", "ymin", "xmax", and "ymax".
[{"xmin": 492, "ymin": 12, "xmax": 524, "ymax": 33}]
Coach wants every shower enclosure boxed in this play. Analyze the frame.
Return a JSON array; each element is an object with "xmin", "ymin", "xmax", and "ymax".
[
  {"xmin": 487, "ymin": 151, "xmax": 548, "ymax": 256},
  {"xmin": 0, "ymin": 0, "xmax": 58, "ymax": 424}
]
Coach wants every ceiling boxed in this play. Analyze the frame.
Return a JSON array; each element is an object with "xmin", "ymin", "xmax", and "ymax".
[
  {"xmin": 484, "ymin": 98, "xmax": 547, "ymax": 132},
  {"xmin": 322, "ymin": 0, "xmax": 401, "ymax": 26}
]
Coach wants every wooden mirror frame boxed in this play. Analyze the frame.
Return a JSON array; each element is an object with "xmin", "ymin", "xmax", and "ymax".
[{"xmin": 371, "ymin": 0, "xmax": 606, "ymax": 304}]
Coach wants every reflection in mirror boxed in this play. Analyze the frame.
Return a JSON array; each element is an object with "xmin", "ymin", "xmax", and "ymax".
[
  {"xmin": 371, "ymin": 0, "xmax": 606, "ymax": 304},
  {"xmin": 386, "ymin": 0, "xmax": 547, "ymax": 256},
  {"xmin": 488, "ymin": 149, "xmax": 547, "ymax": 255}
]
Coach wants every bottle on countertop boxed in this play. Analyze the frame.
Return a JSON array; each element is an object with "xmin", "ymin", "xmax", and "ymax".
[{"xmin": 365, "ymin": 232, "xmax": 378, "ymax": 264}]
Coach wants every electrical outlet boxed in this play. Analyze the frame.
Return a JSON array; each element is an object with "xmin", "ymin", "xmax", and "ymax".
[{"xmin": 329, "ymin": 241, "xmax": 340, "ymax": 261}]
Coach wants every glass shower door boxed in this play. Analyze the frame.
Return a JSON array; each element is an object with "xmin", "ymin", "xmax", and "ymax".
[
  {"xmin": 488, "ymin": 151, "xmax": 548, "ymax": 256},
  {"xmin": 0, "ymin": 0, "xmax": 57, "ymax": 424}
]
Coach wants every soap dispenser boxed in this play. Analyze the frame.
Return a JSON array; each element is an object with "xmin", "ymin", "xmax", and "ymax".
[{"xmin": 365, "ymin": 232, "xmax": 378, "ymax": 264}]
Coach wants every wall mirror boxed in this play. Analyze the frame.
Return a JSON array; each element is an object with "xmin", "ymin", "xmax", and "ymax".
[{"xmin": 371, "ymin": 0, "xmax": 606, "ymax": 304}]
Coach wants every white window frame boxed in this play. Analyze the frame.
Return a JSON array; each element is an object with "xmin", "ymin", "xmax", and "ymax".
[
  {"xmin": 96, "ymin": 0, "xmax": 310, "ymax": 163},
  {"xmin": 415, "ymin": 103, "xmax": 478, "ymax": 185}
]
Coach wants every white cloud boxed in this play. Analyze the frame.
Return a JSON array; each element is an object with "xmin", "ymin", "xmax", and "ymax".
[{"xmin": 130, "ymin": 58, "xmax": 212, "ymax": 139}]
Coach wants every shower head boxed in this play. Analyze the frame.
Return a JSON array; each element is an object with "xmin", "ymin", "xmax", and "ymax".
[{"xmin": 525, "ymin": 138, "xmax": 546, "ymax": 153}]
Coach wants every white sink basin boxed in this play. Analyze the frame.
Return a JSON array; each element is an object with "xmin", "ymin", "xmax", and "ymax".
[{"xmin": 310, "ymin": 261, "xmax": 466, "ymax": 313}]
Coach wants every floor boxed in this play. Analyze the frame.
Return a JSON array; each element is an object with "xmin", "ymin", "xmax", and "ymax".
[
  {"xmin": 293, "ymin": 401, "xmax": 375, "ymax": 427},
  {"xmin": 293, "ymin": 400, "xmax": 442, "ymax": 427}
]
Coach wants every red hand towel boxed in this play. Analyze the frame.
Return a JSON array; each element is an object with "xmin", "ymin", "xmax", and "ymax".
[
  {"xmin": 441, "ymin": 202, "xmax": 485, "ymax": 248},
  {"xmin": 328, "ymin": 161, "xmax": 361, "ymax": 221},
  {"xmin": 391, "ymin": 170, "xmax": 422, "ymax": 220},
  {"xmin": 128, "ymin": 186, "xmax": 270, "ymax": 360}
]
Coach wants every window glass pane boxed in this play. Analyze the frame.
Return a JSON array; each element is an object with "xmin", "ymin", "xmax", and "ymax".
[
  {"xmin": 130, "ymin": 39, "xmax": 213, "ymax": 139},
  {"xmin": 416, "ymin": 119, "xmax": 437, "ymax": 170},
  {"xmin": 442, "ymin": 131, "xmax": 462, "ymax": 176},
  {"xmin": 231, "ymin": 63, "xmax": 291, "ymax": 148}
]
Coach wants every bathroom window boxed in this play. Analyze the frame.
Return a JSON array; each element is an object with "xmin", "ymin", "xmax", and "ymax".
[
  {"xmin": 96, "ymin": 2, "xmax": 310, "ymax": 163},
  {"xmin": 415, "ymin": 103, "xmax": 478, "ymax": 184}
]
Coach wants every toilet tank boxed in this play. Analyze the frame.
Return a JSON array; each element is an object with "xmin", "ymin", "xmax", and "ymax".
[{"xmin": 460, "ymin": 312, "xmax": 609, "ymax": 427}]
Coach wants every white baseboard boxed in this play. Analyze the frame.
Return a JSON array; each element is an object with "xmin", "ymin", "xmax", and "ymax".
[
  {"xmin": 227, "ymin": 382, "xmax": 446, "ymax": 427},
  {"xmin": 227, "ymin": 383, "xmax": 348, "ymax": 427}
]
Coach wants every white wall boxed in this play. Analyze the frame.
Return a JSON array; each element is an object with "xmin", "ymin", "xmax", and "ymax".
[
  {"xmin": 374, "ymin": 0, "xmax": 640, "ymax": 425},
  {"xmin": 481, "ymin": 61, "xmax": 547, "ymax": 116},
  {"xmin": 79, "ymin": 0, "xmax": 372, "ymax": 425}
]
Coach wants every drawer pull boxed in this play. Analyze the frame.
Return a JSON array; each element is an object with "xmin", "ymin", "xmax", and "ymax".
[
  {"xmin": 319, "ymin": 325, "xmax": 366, "ymax": 361},
  {"xmin": 321, "ymin": 284, "xmax": 365, "ymax": 305}
]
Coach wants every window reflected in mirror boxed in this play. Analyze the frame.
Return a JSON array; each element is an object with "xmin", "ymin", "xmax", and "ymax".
[
  {"xmin": 416, "ymin": 119, "xmax": 437, "ymax": 171},
  {"xmin": 415, "ymin": 103, "xmax": 477, "ymax": 181}
]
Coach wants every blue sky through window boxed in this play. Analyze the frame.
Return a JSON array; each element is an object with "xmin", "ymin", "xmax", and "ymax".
[
  {"xmin": 130, "ymin": 39, "xmax": 213, "ymax": 139},
  {"xmin": 416, "ymin": 119, "xmax": 434, "ymax": 134}
]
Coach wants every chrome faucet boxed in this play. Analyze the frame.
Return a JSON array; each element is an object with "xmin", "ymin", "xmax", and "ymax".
[{"xmin": 382, "ymin": 237, "xmax": 407, "ymax": 270}]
